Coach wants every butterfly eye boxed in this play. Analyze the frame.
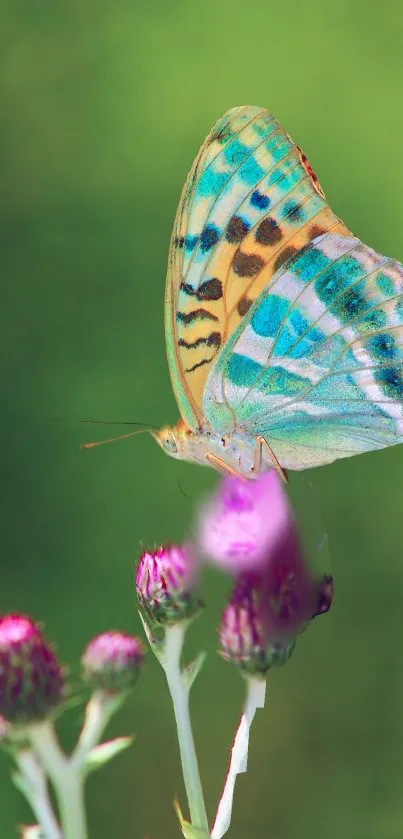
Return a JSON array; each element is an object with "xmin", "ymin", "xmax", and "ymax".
[{"xmin": 164, "ymin": 435, "xmax": 178, "ymax": 454}]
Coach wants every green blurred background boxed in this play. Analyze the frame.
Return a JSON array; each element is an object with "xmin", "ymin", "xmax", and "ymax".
[{"xmin": 1, "ymin": 1, "xmax": 403, "ymax": 836}]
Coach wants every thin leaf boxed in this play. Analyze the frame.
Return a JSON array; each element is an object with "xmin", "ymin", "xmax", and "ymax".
[
  {"xmin": 84, "ymin": 736, "xmax": 133, "ymax": 774},
  {"xmin": 183, "ymin": 651, "xmax": 206, "ymax": 691},
  {"xmin": 174, "ymin": 799, "xmax": 210, "ymax": 839},
  {"xmin": 12, "ymin": 770, "xmax": 31, "ymax": 799},
  {"xmin": 19, "ymin": 827, "xmax": 43, "ymax": 839},
  {"xmin": 138, "ymin": 611, "xmax": 165, "ymax": 658}
]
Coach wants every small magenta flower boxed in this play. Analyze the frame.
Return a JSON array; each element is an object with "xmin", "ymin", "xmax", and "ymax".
[
  {"xmin": 0, "ymin": 615, "xmax": 64, "ymax": 725},
  {"xmin": 198, "ymin": 472, "xmax": 294, "ymax": 573},
  {"xmin": 135, "ymin": 544, "xmax": 200, "ymax": 626},
  {"xmin": 219, "ymin": 578, "xmax": 295, "ymax": 676},
  {"xmin": 82, "ymin": 631, "xmax": 144, "ymax": 694}
]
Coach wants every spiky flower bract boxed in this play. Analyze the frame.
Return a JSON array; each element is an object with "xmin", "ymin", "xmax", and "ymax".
[{"xmin": 136, "ymin": 544, "xmax": 201, "ymax": 626}]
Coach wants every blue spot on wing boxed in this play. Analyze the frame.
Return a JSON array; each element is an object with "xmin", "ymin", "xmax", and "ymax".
[
  {"xmin": 374, "ymin": 365, "xmax": 403, "ymax": 399},
  {"xmin": 293, "ymin": 246, "xmax": 330, "ymax": 282},
  {"xmin": 272, "ymin": 309, "xmax": 311, "ymax": 357},
  {"xmin": 377, "ymin": 272, "xmax": 395, "ymax": 296},
  {"xmin": 315, "ymin": 257, "xmax": 363, "ymax": 304},
  {"xmin": 185, "ymin": 235, "xmax": 199, "ymax": 252},
  {"xmin": 330, "ymin": 280, "xmax": 370, "ymax": 321},
  {"xmin": 200, "ymin": 224, "xmax": 220, "ymax": 253},
  {"xmin": 251, "ymin": 190, "xmax": 270, "ymax": 209},
  {"xmin": 282, "ymin": 200, "xmax": 305, "ymax": 223},
  {"xmin": 287, "ymin": 328, "xmax": 325, "ymax": 360},
  {"xmin": 251, "ymin": 295, "xmax": 289, "ymax": 338},
  {"xmin": 366, "ymin": 333, "xmax": 397, "ymax": 360},
  {"xmin": 265, "ymin": 135, "xmax": 292, "ymax": 161},
  {"xmin": 273, "ymin": 326, "xmax": 294, "ymax": 357},
  {"xmin": 239, "ymin": 156, "xmax": 265, "ymax": 185},
  {"xmin": 223, "ymin": 139, "xmax": 250, "ymax": 167},
  {"xmin": 268, "ymin": 166, "xmax": 302, "ymax": 189},
  {"xmin": 288, "ymin": 309, "xmax": 310, "ymax": 335},
  {"xmin": 227, "ymin": 353, "xmax": 263, "ymax": 388},
  {"xmin": 197, "ymin": 168, "xmax": 228, "ymax": 198},
  {"xmin": 357, "ymin": 308, "xmax": 387, "ymax": 334}
]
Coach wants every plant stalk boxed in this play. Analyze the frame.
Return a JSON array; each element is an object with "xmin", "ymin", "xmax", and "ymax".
[
  {"xmin": 163, "ymin": 624, "xmax": 209, "ymax": 835},
  {"xmin": 16, "ymin": 749, "xmax": 62, "ymax": 839}
]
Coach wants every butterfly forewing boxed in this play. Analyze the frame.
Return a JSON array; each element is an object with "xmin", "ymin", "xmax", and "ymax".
[{"xmin": 165, "ymin": 106, "xmax": 351, "ymax": 428}]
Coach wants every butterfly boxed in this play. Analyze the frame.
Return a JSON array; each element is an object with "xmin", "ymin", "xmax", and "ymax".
[{"xmin": 153, "ymin": 105, "xmax": 403, "ymax": 480}]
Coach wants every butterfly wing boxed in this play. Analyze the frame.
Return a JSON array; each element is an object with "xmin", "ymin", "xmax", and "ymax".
[
  {"xmin": 203, "ymin": 233, "xmax": 403, "ymax": 469},
  {"xmin": 165, "ymin": 106, "xmax": 351, "ymax": 429}
]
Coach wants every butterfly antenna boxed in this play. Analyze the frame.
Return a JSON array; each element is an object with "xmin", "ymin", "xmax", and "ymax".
[
  {"xmin": 81, "ymin": 429, "xmax": 152, "ymax": 450},
  {"xmin": 80, "ymin": 419, "xmax": 156, "ymax": 428},
  {"xmin": 80, "ymin": 420, "xmax": 156, "ymax": 450}
]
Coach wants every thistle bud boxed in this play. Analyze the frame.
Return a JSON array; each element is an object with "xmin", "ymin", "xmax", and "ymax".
[
  {"xmin": 0, "ymin": 615, "xmax": 64, "ymax": 725},
  {"xmin": 82, "ymin": 631, "xmax": 144, "ymax": 694},
  {"xmin": 135, "ymin": 544, "xmax": 200, "ymax": 626},
  {"xmin": 219, "ymin": 580, "xmax": 295, "ymax": 677}
]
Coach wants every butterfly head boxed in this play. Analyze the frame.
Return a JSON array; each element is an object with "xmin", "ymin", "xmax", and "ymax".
[{"xmin": 152, "ymin": 422, "xmax": 189, "ymax": 461}]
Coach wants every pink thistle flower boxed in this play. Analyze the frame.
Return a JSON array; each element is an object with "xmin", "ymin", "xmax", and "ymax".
[
  {"xmin": 198, "ymin": 472, "xmax": 293, "ymax": 574},
  {"xmin": 135, "ymin": 544, "xmax": 201, "ymax": 626},
  {"xmin": 219, "ymin": 577, "xmax": 295, "ymax": 676},
  {"xmin": 0, "ymin": 614, "xmax": 64, "ymax": 724},
  {"xmin": 82, "ymin": 631, "xmax": 144, "ymax": 694}
]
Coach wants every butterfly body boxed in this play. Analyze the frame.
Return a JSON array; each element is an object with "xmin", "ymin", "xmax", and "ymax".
[
  {"xmin": 153, "ymin": 422, "xmax": 272, "ymax": 478},
  {"xmin": 157, "ymin": 106, "xmax": 403, "ymax": 478}
]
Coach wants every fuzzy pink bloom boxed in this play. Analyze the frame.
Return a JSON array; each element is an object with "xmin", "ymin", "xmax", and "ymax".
[
  {"xmin": 219, "ymin": 576, "xmax": 296, "ymax": 676},
  {"xmin": 198, "ymin": 472, "xmax": 295, "ymax": 574},
  {"xmin": 0, "ymin": 614, "xmax": 64, "ymax": 724},
  {"xmin": 135, "ymin": 544, "xmax": 201, "ymax": 626},
  {"xmin": 82, "ymin": 631, "xmax": 143, "ymax": 694}
]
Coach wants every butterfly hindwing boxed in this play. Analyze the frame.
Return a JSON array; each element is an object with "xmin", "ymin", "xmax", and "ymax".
[
  {"xmin": 203, "ymin": 233, "xmax": 403, "ymax": 468},
  {"xmin": 165, "ymin": 106, "xmax": 351, "ymax": 429}
]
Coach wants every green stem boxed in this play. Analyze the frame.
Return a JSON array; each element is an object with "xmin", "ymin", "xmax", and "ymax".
[
  {"xmin": 29, "ymin": 721, "xmax": 88, "ymax": 839},
  {"xmin": 15, "ymin": 749, "xmax": 62, "ymax": 839},
  {"xmin": 163, "ymin": 624, "xmax": 209, "ymax": 834}
]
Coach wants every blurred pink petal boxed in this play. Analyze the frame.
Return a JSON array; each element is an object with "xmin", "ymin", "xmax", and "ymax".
[{"xmin": 198, "ymin": 472, "xmax": 294, "ymax": 573}]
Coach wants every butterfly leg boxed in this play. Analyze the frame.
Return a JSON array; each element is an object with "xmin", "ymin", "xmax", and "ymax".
[
  {"xmin": 205, "ymin": 452, "xmax": 246, "ymax": 480},
  {"xmin": 253, "ymin": 435, "xmax": 288, "ymax": 483}
]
